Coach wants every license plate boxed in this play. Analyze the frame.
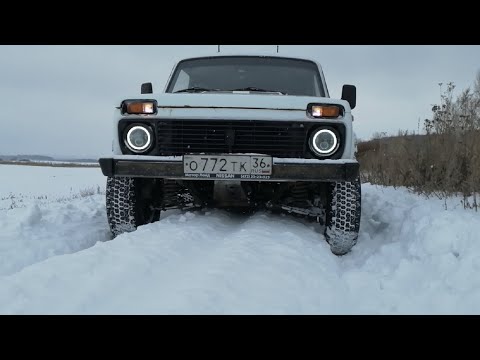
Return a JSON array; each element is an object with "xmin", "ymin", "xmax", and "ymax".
[{"xmin": 183, "ymin": 155, "xmax": 272, "ymax": 179}]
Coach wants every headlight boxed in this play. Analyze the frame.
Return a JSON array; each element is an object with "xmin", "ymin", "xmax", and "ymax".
[
  {"xmin": 309, "ymin": 128, "xmax": 340, "ymax": 157},
  {"xmin": 125, "ymin": 125, "xmax": 153, "ymax": 153},
  {"xmin": 121, "ymin": 100, "xmax": 157, "ymax": 115},
  {"xmin": 307, "ymin": 103, "xmax": 343, "ymax": 118}
]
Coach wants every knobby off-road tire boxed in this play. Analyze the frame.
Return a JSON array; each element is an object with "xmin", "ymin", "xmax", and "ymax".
[
  {"xmin": 106, "ymin": 177, "xmax": 161, "ymax": 237},
  {"xmin": 325, "ymin": 176, "xmax": 361, "ymax": 256}
]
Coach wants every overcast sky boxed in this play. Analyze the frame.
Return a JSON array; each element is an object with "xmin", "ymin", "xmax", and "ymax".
[{"xmin": 1, "ymin": 45, "xmax": 479, "ymax": 158}]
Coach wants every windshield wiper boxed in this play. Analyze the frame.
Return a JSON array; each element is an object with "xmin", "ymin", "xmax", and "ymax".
[
  {"xmin": 229, "ymin": 87, "xmax": 287, "ymax": 95},
  {"xmin": 174, "ymin": 87, "xmax": 220, "ymax": 93}
]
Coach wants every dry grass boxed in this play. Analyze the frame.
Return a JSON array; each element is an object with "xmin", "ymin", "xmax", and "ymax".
[
  {"xmin": 358, "ymin": 132, "xmax": 480, "ymax": 192},
  {"xmin": 357, "ymin": 77, "xmax": 480, "ymax": 211}
]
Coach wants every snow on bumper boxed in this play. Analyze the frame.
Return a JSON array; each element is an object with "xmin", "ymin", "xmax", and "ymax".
[{"xmin": 99, "ymin": 156, "xmax": 359, "ymax": 182}]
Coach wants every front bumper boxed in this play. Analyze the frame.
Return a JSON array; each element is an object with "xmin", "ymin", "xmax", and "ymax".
[{"xmin": 99, "ymin": 156, "xmax": 359, "ymax": 182}]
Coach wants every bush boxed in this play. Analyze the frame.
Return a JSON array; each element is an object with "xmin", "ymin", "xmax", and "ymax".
[{"xmin": 357, "ymin": 74, "xmax": 480, "ymax": 211}]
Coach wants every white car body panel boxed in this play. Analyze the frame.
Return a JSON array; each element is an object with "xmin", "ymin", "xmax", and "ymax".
[{"xmin": 110, "ymin": 54, "xmax": 355, "ymax": 161}]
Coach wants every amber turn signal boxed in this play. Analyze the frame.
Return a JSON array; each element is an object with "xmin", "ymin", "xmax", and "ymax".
[
  {"xmin": 122, "ymin": 100, "xmax": 157, "ymax": 115},
  {"xmin": 127, "ymin": 102, "xmax": 155, "ymax": 114},
  {"xmin": 310, "ymin": 105, "xmax": 340, "ymax": 118}
]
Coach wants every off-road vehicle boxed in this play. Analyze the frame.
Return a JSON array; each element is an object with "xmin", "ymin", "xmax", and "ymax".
[{"xmin": 99, "ymin": 54, "xmax": 361, "ymax": 255}]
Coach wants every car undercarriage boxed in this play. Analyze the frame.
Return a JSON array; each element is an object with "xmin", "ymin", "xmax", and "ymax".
[{"xmin": 149, "ymin": 179, "xmax": 327, "ymax": 221}]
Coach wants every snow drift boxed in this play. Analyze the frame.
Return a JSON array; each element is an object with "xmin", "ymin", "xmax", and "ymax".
[{"xmin": 1, "ymin": 164, "xmax": 479, "ymax": 314}]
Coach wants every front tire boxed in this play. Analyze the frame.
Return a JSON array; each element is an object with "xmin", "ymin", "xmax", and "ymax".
[
  {"xmin": 106, "ymin": 177, "xmax": 161, "ymax": 237},
  {"xmin": 325, "ymin": 176, "xmax": 361, "ymax": 256}
]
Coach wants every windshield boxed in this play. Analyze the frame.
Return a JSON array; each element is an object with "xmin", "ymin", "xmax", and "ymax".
[{"xmin": 166, "ymin": 56, "xmax": 325, "ymax": 97}]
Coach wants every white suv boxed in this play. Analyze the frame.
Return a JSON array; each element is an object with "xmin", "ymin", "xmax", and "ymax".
[{"xmin": 99, "ymin": 54, "xmax": 361, "ymax": 255}]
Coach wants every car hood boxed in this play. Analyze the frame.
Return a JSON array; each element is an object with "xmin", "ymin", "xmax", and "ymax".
[{"xmin": 122, "ymin": 93, "xmax": 350, "ymax": 112}]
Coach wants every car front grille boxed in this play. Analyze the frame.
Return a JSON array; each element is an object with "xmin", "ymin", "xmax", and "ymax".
[{"xmin": 155, "ymin": 119, "xmax": 307, "ymax": 158}]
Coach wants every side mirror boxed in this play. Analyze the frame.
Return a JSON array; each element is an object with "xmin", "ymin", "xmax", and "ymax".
[
  {"xmin": 141, "ymin": 82, "xmax": 153, "ymax": 94},
  {"xmin": 341, "ymin": 84, "xmax": 356, "ymax": 110}
]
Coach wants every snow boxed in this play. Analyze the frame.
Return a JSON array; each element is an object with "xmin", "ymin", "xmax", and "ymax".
[
  {"xmin": 0, "ymin": 164, "xmax": 105, "ymax": 209},
  {"xmin": 0, "ymin": 165, "xmax": 109, "ymax": 277},
  {"xmin": 1, "ymin": 164, "xmax": 480, "ymax": 314}
]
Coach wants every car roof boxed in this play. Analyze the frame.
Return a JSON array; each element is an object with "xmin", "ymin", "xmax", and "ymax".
[{"xmin": 173, "ymin": 53, "xmax": 323, "ymax": 70}]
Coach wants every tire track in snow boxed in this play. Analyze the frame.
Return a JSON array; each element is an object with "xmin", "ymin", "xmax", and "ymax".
[
  {"xmin": 0, "ymin": 208, "xmax": 338, "ymax": 314},
  {"xmin": 122, "ymin": 211, "xmax": 335, "ymax": 314},
  {"xmin": 2, "ymin": 184, "xmax": 480, "ymax": 314},
  {"xmin": 152, "ymin": 213, "xmax": 346, "ymax": 314},
  {"xmin": 0, "ymin": 195, "xmax": 110, "ymax": 276}
]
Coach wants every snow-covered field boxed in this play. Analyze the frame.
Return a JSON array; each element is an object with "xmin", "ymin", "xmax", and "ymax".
[{"xmin": 1, "ymin": 164, "xmax": 479, "ymax": 314}]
